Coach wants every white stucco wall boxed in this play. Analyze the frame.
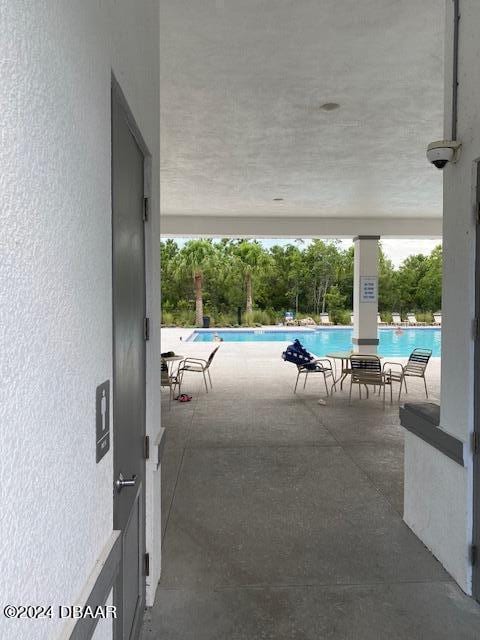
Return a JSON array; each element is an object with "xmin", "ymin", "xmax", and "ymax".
[
  {"xmin": 404, "ymin": 0, "xmax": 477, "ymax": 593},
  {"xmin": 0, "ymin": 2, "xmax": 160, "ymax": 639}
]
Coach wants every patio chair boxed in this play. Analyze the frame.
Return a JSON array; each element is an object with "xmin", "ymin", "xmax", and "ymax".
[
  {"xmin": 392, "ymin": 312, "xmax": 403, "ymax": 326},
  {"xmin": 320, "ymin": 312, "xmax": 333, "ymax": 326},
  {"xmin": 433, "ymin": 312, "xmax": 442, "ymax": 325},
  {"xmin": 177, "ymin": 345, "xmax": 220, "ymax": 394},
  {"xmin": 161, "ymin": 359, "xmax": 178, "ymax": 409},
  {"xmin": 383, "ymin": 348, "xmax": 432, "ymax": 400},
  {"xmin": 350, "ymin": 314, "xmax": 354, "ymax": 325},
  {"xmin": 406, "ymin": 313, "xmax": 426, "ymax": 326},
  {"xmin": 284, "ymin": 311, "xmax": 295, "ymax": 326},
  {"xmin": 349, "ymin": 354, "xmax": 393, "ymax": 407},
  {"xmin": 377, "ymin": 314, "xmax": 386, "ymax": 325},
  {"xmin": 282, "ymin": 339, "xmax": 333, "ymax": 395}
]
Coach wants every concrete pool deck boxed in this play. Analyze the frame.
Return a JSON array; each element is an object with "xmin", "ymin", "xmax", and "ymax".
[{"xmin": 141, "ymin": 328, "xmax": 480, "ymax": 639}]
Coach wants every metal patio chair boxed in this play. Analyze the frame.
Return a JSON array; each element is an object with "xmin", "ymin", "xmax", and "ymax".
[
  {"xmin": 383, "ymin": 348, "xmax": 432, "ymax": 400},
  {"xmin": 177, "ymin": 345, "xmax": 220, "ymax": 394},
  {"xmin": 282, "ymin": 338, "xmax": 333, "ymax": 395},
  {"xmin": 294, "ymin": 359, "xmax": 333, "ymax": 396},
  {"xmin": 161, "ymin": 359, "xmax": 178, "ymax": 409},
  {"xmin": 349, "ymin": 354, "xmax": 393, "ymax": 407}
]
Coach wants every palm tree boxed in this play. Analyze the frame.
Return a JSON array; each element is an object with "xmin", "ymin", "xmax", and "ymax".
[
  {"xmin": 177, "ymin": 240, "xmax": 217, "ymax": 326},
  {"xmin": 233, "ymin": 240, "xmax": 270, "ymax": 314}
]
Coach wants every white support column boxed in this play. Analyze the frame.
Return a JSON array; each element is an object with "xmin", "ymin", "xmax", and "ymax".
[{"xmin": 352, "ymin": 235, "xmax": 380, "ymax": 354}]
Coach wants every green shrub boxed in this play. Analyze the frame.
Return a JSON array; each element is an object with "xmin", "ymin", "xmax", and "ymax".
[
  {"xmin": 251, "ymin": 309, "xmax": 274, "ymax": 325},
  {"xmin": 161, "ymin": 311, "xmax": 174, "ymax": 325},
  {"xmin": 214, "ymin": 312, "xmax": 237, "ymax": 327},
  {"xmin": 331, "ymin": 309, "xmax": 351, "ymax": 325},
  {"xmin": 243, "ymin": 311, "xmax": 254, "ymax": 326},
  {"xmin": 416, "ymin": 311, "xmax": 433, "ymax": 324},
  {"xmin": 175, "ymin": 310, "xmax": 195, "ymax": 326}
]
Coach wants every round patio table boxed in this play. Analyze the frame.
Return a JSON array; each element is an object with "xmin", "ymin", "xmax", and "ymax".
[
  {"xmin": 162, "ymin": 354, "xmax": 184, "ymax": 376},
  {"xmin": 327, "ymin": 351, "xmax": 353, "ymax": 391}
]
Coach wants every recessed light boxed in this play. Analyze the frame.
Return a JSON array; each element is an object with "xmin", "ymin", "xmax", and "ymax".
[
  {"xmin": 273, "ymin": 197, "xmax": 284, "ymax": 201},
  {"xmin": 320, "ymin": 102, "xmax": 340, "ymax": 111}
]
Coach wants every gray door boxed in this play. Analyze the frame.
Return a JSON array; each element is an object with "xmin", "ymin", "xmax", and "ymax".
[
  {"xmin": 112, "ymin": 86, "xmax": 146, "ymax": 640},
  {"xmin": 474, "ymin": 160, "xmax": 480, "ymax": 601}
]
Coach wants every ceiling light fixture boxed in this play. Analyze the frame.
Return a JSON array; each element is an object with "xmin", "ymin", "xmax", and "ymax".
[{"xmin": 320, "ymin": 102, "xmax": 340, "ymax": 111}]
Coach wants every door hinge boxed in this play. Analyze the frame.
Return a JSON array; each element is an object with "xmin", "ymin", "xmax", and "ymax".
[
  {"xmin": 144, "ymin": 552, "xmax": 150, "ymax": 577},
  {"xmin": 473, "ymin": 432, "xmax": 479, "ymax": 455},
  {"xmin": 473, "ymin": 317, "xmax": 480, "ymax": 340},
  {"xmin": 144, "ymin": 317, "xmax": 150, "ymax": 341},
  {"xmin": 144, "ymin": 435, "xmax": 150, "ymax": 460},
  {"xmin": 471, "ymin": 545, "xmax": 477, "ymax": 566},
  {"xmin": 143, "ymin": 197, "xmax": 149, "ymax": 222}
]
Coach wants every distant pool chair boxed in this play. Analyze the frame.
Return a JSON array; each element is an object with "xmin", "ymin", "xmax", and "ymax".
[
  {"xmin": 177, "ymin": 345, "xmax": 220, "ymax": 394},
  {"xmin": 392, "ymin": 312, "xmax": 404, "ymax": 326},
  {"xmin": 406, "ymin": 313, "xmax": 426, "ymax": 326},
  {"xmin": 320, "ymin": 312, "xmax": 333, "ymax": 326},
  {"xmin": 377, "ymin": 314, "xmax": 386, "ymax": 325},
  {"xmin": 349, "ymin": 354, "xmax": 393, "ymax": 408},
  {"xmin": 433, "ymin": 312, "xmax": 442, "ymax": 325},
  {"xmin": 383, "ymin": 348, "xmax": 432, "ymax": 400}
]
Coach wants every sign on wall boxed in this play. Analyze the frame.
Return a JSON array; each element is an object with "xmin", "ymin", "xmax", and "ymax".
[{"xmin": 360, "ymin": 276, "xmax": 378, "ymax": 303}]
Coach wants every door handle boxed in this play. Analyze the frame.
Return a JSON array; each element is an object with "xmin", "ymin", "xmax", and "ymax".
[{"xmin": 115, "ymin": 473, "xmax": 137, "ymax": 492}]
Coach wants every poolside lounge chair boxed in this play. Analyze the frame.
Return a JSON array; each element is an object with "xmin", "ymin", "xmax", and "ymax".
[
  {"xmin": 349, "ymin": 354, "xmax": 393, "ymax": 407},
  {"xmin": 392, "ymin": 313, "xmax": 403, "ymax": 326},
  {"xmin": 377, "ymin": 314, "xmax": 386, "ymax": 325},
  {"xmin": 350, "ymin": 314, "xmax": 354, "ymax": 325},
  {"xmin": 406, "ymin": 313, "xmax": 426, "ymax": 326},
  {"xmin": 284, "ymin": 311, "xmax": 295, "ymax": 325},
  {"xmin": 383, "ymin": 348, "xmax": 432, "ymax": 400},
  {"xmin": 433, "ymin": 312, "xmax": 442, "ymax": 325},
  {"xmin": 282, "ymin": 339, "xmax": 333, "ymax": 395},
  {"xmin": 320, "ymin": 313, "xmax": 333, "ymax": 326},
  {"xmin": 177, "ymin": 345, "xmax": 220, "ymax": 394}
]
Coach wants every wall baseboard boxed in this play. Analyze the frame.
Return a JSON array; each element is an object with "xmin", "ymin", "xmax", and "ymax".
[{"xmin": 58, "ymin": 531, "xmax": 121, "ymax": 640}]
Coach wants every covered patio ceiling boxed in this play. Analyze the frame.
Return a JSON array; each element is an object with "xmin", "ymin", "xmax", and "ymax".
[{"xmin": 160, "ymin": 0, "xmax": 444, "ymax": 237}]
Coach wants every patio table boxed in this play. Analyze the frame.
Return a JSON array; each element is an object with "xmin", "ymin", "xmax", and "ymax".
[
  {"xmin": 327, "ymin": 351, "xmax": 353, "ymax": 391},
  {"xmin": 162, "ymin": 354, "xmax": 184, "ymax": 376}
]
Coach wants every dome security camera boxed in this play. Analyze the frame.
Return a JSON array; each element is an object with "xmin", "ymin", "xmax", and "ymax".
[{"xmin": 426, "ymin": 140, "xmax": 461, "ymax": 169}]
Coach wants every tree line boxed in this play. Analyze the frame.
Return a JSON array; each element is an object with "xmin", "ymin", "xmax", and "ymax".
[{"xmin": 161, "ymin": 239, "xmax": 442, "ymax": 327}]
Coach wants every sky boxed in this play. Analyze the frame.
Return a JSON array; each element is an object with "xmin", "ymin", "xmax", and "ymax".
[{"xmin": 162, "ymin": 237, "xmax": 441, "ymax": 268}]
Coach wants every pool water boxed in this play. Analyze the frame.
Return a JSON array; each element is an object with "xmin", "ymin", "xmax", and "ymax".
[{"xmin": 188, "ymin": 328, "xmax": 441, "ymax": 357}]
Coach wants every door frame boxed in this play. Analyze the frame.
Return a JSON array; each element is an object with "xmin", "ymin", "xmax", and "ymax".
[
  {"xmin": 473, "ymin": 158, "xmax": 480, "ymax": 601},
  {"xmin": 111, "ymin": 74, "xmax": 152, "ymax": 639}
]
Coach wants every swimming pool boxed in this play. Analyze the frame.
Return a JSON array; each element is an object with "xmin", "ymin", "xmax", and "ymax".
[{"xmin": 188, "ymin": 328, "xmax": 441, "ymax": 357}]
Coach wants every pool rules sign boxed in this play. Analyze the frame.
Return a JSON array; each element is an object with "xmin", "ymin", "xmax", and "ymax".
[{"xmin": 360, "ymin": 276, "xmax": 378, "ymax": 303}]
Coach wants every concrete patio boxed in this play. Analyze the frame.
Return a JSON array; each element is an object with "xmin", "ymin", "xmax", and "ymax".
[{"xmin": 141, "ymin": 329, "xmax": 480, "ymax": 639}]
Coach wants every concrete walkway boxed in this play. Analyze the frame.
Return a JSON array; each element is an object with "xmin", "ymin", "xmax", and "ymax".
[{"xmin": 142, "ymin": 331, "xmax": 480, "ymax": 639}]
